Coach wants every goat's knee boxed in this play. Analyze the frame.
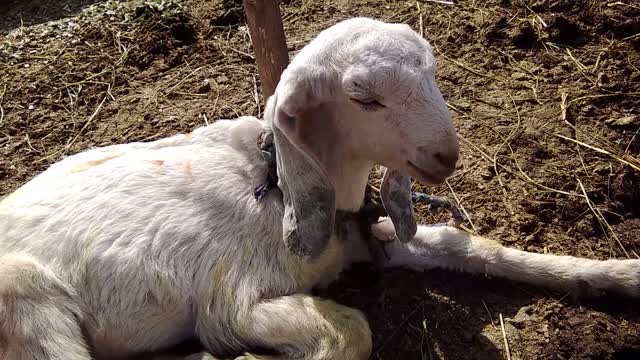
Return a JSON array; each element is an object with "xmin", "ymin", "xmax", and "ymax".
[
  {"xmin": 234, "ymin": 295, "xmax": 372, "ymax": 360},
  {"xmin": 0, "ymin": 254, "xmax": 90, "ymax": 360}
]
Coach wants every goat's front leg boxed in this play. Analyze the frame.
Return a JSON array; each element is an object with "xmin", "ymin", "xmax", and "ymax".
[
  {"xmin": 232, "ymin": 294, "xmax": 372, "ymax": 360},
  {"xmin": 372, "ymin": 218, "xmax": 640, "ymax": 298},
  {"xmin": 0, "ymin": 254, "xmax": 91, "ymax": 360}
]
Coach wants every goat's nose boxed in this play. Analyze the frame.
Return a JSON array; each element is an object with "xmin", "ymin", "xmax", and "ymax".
[{"xmin": 434, "ymin": 150, "xmax": 459, "ymax": 170}]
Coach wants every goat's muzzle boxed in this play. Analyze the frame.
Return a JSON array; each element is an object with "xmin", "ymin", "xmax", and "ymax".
[{"xmin": 407, "ymin": 143, "xmax": 459, "ymax": 184}]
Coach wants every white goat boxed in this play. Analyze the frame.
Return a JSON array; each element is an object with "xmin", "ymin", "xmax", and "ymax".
[{"xmin": 0, "ymin": 17, "xmax": 638, "ymax": 360}]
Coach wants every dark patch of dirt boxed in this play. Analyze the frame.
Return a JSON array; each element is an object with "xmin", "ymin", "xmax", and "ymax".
[
  {"xmin": 546, "ymin": 15, "xmax": 588, "ymax": 46},
  {"xmin": 208, "ymin": 0, "xmax": 245, "ymax": 27},
  {"xmin": 125, "ymin": 6, "xmax": 199, "ymax": 69},
  {"xmin": 1, "ymin": 0, "xmax": 640, "ymax": 359}
]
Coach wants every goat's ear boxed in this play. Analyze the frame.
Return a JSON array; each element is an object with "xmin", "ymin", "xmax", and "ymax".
[
  {"xmin": 268, "ymin": 67, "xmax": 339, "ymax": 260},
  {"xmin": 380, "ymin": 168, "xmax": 417, "ymax": 243},
  {"xmin": 272, "ymin": 67, "xmax": 339, "ymax": 141}
]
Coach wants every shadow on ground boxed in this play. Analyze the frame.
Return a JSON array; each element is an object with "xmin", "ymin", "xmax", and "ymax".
[
  {"xmin": 324, "ymin": 265, "xmax": 640, "ymax": 360},
  {"xmin": 0, "ymin": 0, "xmax": 106, "ymax": 33}
]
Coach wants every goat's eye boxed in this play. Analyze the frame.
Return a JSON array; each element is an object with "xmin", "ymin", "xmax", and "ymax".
[{"xmin": 350, "ymin": 98, "xmax": 385, "ymax": 111}]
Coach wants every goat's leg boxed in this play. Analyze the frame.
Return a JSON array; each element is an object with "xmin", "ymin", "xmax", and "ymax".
[
  {"xmin": 372, "ymin": 219, "xmax": 640, "ymax": 298},
  {"xmin": 0, "ymin": 254, "xmax": 91, "ymax": 360},
  {"xmin": 230, "ymin": 294, "xmax": 372, "ymax": 360}
]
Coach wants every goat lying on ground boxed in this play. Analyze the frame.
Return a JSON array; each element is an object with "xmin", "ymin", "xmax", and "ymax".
[{"xmin": 1, "ymin": 17, "xmax": 638, "ymax": 360}]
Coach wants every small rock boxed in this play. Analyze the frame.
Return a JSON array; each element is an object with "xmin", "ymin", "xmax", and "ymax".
[
  {"xmin": 594, "ymin": 164, "xmax": 612, "ymax": 175},
  {"xmin": 197, "ymin": 81, "xmax": 211, "ymax": 94},
  {"xmin": 462, "ymin": 329, "xmax": 475, "ymax": 342},
  {"xmin": 512, "ymin": 51, "xmax": 525, "ymax": 61},
  {"xmin": 605, "ymin": 114, "xmax": 637, "ymax": 127},
  {"xmin": 568, "ymin": 317, "xmax": 586, "ymax": 327},
  {"xmin": 597, "ymin": 72, "xmax": 609, "ymax": 85},
  {"xmin": 454, "ymin": 101, "xmax": 472, "ymax": 111},
  {"xmin": 511, "ymin": 71, "xmax": 528, "ymax": 80},
  {"xmin": 582, "ymin": 104, "xmax": 596, "ymax": 116},
  {"xmin": 509, "ymin": 306, "xmax": 539, "ymax": 327},
  {"xmin": 480, "ymin": 166, "xmax": 495, "ymax": 180}
]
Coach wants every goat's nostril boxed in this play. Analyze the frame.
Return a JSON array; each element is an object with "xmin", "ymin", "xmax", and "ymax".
[{"xmin": 434, "ymin": 152, "xmax": 458, "ymax": 169}]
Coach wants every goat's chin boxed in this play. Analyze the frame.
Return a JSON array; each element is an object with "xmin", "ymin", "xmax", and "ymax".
[
  {"xmin": 413, "ymin": 173, "xmax": 447, "ymax": 186},
  {"xmin": 406, "ymin": 161, "xmax": 448, "ymax": 185}
]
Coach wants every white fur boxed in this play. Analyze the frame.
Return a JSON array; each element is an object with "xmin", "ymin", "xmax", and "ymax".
[
  {"xmin": 0, "ymin": 17, "xmax": 637, "ymax": 360},
  {"xmin": 372, "ymin": 220, "xmax": 639, "ymax": 298}
]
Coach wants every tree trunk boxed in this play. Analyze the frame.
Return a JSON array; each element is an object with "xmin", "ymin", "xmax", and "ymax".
[{"xmin": 242, "ymin": 0, "xmax": 290, "ymax": 103}]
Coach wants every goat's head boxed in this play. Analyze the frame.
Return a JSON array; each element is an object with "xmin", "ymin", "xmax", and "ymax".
[{"xmin": 265, "ymin": 17, "xmax": 459, "ymax": 259}]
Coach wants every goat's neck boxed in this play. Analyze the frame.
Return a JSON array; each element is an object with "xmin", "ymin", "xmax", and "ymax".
[
  {"xmin": 322, "ymin": 157, "xmax": 373, "ymax": 211},
  {"xmin": 298, "ymin": 105, "xmax": 373, "ymax": 212}
]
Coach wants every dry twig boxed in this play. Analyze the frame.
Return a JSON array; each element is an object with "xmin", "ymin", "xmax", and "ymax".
[
  {"xmin": 0, "ymin": 83, "xmax": 6, "ymax": 127},
  {"xmin": 499, "ymin": 313, "xmax": 512, "ymax": 360},
  {"xmin": 424, "ymin": 0, "xmax": 455, "ymax": 5},
  {"xmin": 445, "ymin": 179, "xmax": 477, "ymax": 233},
  {"xmin": 416, "ymin": 1, "xmax": 424, "ymax": 38},
  {"xmin": 373, "ymin": 302, "xmax": 424, "ymax": 357},
  {"xmin": 36, "ymin": 97, "xmax": 107, "ymax": 163},
  {"xmin": 481, "ymin": 298, "xmax": 497, "ymax": 330},
  {"xmin": 556, "ymin": 134, "xmax": 640, "ymax": 172},
  {"xmin": 577, "ymin": 178, "xmax": 631, "ymax": 258}
]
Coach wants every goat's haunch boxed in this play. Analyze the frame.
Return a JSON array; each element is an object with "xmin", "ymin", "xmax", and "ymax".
[{"xmin": 0, "ymin": 17, "xmax": 638, "ymax": 360}]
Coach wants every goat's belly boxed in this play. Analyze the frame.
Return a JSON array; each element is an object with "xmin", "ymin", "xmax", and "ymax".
[{"xmin": 88, "ymin": 304, "xmax": 194, "ymax": 358}]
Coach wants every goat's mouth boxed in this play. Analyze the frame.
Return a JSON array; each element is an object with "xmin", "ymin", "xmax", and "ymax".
[{"xmin": 406, "ymin": 161, "xmax": 448, "ymax": 185}]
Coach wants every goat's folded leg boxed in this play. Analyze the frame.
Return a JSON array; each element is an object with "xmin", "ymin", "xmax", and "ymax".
[
  {"xmin": 372, "ymin": 218, "xmax": 640, "ymax": 298},
  {"xmin": 0, "ymin": 254, "xmax": 92, "ymax": 360},
  {"xmin": 232, "ymin": 294, "xmax": 372, "ymax": 360}
]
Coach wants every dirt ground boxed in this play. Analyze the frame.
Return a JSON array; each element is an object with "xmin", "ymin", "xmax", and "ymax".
[{"xmin": 1, "ymin": 0, "xmax": 639, "ymax": 359}]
